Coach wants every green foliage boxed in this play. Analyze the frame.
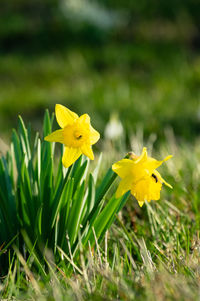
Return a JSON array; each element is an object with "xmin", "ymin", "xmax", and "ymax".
[
  {"xmin": 0, "ymin": 111, "xmax": 130, "ymax": 273},
  {"xmin": 1, "ymin": 138, "xmax": 200, "ymax": 300}
]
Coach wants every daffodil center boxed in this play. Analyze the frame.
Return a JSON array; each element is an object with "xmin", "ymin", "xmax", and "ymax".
[
  {"xmin": 63, "ymin": 122, "xmax": 90, "ymax": 148},
  {"xmin": 74, "ymin": 131, "xmax": 83, "ymax": 140}
]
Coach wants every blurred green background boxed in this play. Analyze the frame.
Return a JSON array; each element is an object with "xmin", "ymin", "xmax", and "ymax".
[{"xmin": 1, "ymin": 0, "xmax": 200, "ymax": 145}]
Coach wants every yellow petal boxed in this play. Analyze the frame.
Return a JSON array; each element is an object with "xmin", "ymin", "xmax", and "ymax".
[
  {"xmin": 163, "ymin": 155, "xmax": 173, "ymax": 162},
  {"xmin": 134, "ymin": 147, "xmax": 172, "ymax": 171},
  {"xmin": 134, "ymin": 147, "xmax": 148, "ymax": 163},
  {"xmin": 62, "ymin": 147, "xmax": 81, "ymax": 168},
  {"xmin": 145, "ymin": 154, "xmax": 173, "ymax": 171},
  {"xmin": 112, "ymin": 159, "xmax": 135, "ymax": 179},
  {"xmin": 163, "ymin": 180, "xmax": 173, "ymax": 189},
  {"xmin": 90, "ymin": 126, "xmax": 100, "ymax": 144},
  {"xmin": 78, "ymin": 114, "xmax": 100, "ymax": 144},
  {"xmin": 81, "ymin": 144, "xmax": 94, "ymax": 160},
  {"xmin": 153, "ymin": 170, "xmax": 173, "ymax": 189},
  {"xmin": 115, "ymin": 176, "xmax": 132, "ymax": 198},
  {"xmin": 44, "ymin": 129, "xmax": 64, "ymax": 143},
  {"xmin": 55, "ymin": 104, "xmax": 78, "ymax": 128},
  {"xmin": 79, "ymin": 114, "xmax": 90, "ymax": 124},
  {"xmin": 138, "ymin": 201, "xmax": 144, "ymax": 207}
]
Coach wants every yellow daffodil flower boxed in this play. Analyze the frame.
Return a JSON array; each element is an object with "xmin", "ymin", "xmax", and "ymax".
[
  {"xmin": 112, "ymin": 147, "xmax": 172, "ymax": 207},
  {"xmin": 45, "ymin": 104, "xmax": 100, "ymax": 168}
]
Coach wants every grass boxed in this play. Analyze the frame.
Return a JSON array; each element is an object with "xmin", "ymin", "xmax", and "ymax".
[{"xmin": 0, "ymin": 121, "xmax": 200, "ymax": 300}]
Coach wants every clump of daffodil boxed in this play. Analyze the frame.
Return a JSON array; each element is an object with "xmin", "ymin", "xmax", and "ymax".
[
  {"xmin": 112, "ymin": 147, "xmax": 172, "ymax": 207},
  {"xmin": 45, "ymin": 104, "xmax": 100, "ymax": 168}
]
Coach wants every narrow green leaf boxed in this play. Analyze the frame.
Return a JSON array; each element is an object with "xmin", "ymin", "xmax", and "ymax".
[
  {"xmin": 81, "ymin": 174, "xmax": 95, "ymax": 225},
  {"xmin": 88, "ymin": 192, "xmax": 130, "ymax": 248},
  {"xmin": 59, "ymin": 178, "xmax": 74, "ymax": 248},
  {"xmin": 95, "ymin": 168, "xmax": 117, "ymax": 204},
  {"xmin": 67, "ymin": 182, "xmax": 86, "ymax": 245},
  {"xmin": 43, "ymin": 109, "xmax": 53, "ymax": 137},
  {"xmin": 18, "ymin": 115, "xmax": 31, "ymax": 161},
  {"xmin": 51, "ymin": 178, "xmax": 72, "ymax": 229},
  {"xmin": 11, "ymin": 129, "xmax": 22, "ymax": 173},
  {"xmin": 92, "ymin": 152, "xmax": 102, "ymax": 184},
  {"xmin": 73, "ymin": 159, "xmax": 89, "ymax": 189},
  {"xmin": 99, "ymin": 191, "xmax": 131, "ymax": 244}
]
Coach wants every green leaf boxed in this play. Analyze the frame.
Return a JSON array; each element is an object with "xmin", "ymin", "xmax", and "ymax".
[
  {"xmin": 43, "ymin": 109, "xmax": 53, "ymax": 137},
  {"xmin": 11, "ymin": 129, "xmax": 22, "ymax": 174},
  {"xmin": 0, "ymin": 158, "xmax": 16, "ymax": 237},
  {"xmin": 80, "ymin": 167, "xmax": 117, "ymax": 242},
  {"xmin": 95, "ymin": 168, "xmax": 117, "ymax": 204},
  {"xmin": 87, "ymin": 192, "xmax": 130, "ymax": 248},
  {"xmin": 67, "ymin": 181, "xmax": 86, "ymax": 245},
  {"xmin": 92, "ymin": 152, "xmax": 102, "ymax": 184},
  {"xmin": 18, "ymin": 115, "xmax": 31, "ymax": 161},
  {"xmin": 73, "ymin": 158, "xmax": 89, "ymax": 189},
  {"xmin": 51, "ymin": 177, "xmax": 71, "ymax": 230},
  {"xmin": 58, "ymin": 178, "xmax": 74, "ymax": 249},
  {"xmin": 81, "ymin": 174, "xmax": 95, "ymax": 226}
]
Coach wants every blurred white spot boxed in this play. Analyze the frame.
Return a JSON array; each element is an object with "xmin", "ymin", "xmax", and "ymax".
[
  {"xmin": 60, "ymin": 0, "xmax": 122, "ymax": 29},
  {"xmin": 104, "ymin": 113, "xmax": 124, "ymax": 141}
]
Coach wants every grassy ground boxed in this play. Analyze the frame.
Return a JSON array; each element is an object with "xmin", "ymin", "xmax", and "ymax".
[{"xmin": 0, "ymin": 129, "xmax": 200, "ymax": 300}]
